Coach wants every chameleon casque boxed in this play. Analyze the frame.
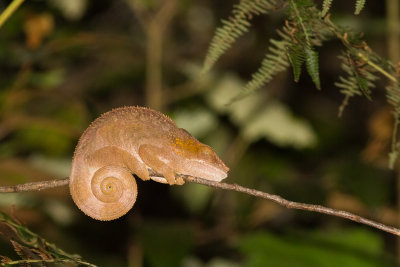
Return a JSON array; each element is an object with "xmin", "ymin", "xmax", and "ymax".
[{"xmin": 69, "ymin": 106, "xmax": 229, "ymax": 221}]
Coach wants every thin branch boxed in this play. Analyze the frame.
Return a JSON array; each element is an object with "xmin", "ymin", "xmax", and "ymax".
[
  {"xmin": 1, "ymin": 175, "xmax": 400, "ymax": 237},
  {"xmin": 181, "ymin": 176, "xmax": 400, "ymax": 237},
  {"xmin": 0, "ymin": 178, "xmax": 69, "ymax": 193},
  {"xmin": 0, "ymin": 0, "xmax": 25, "ymax": 28},
  {"xmin": 143, "ymin": 0, "xmax": 177, "ymax": 111},
  {"xmin": 357, "ymin": 52, "xmax": 398, "ymax": 83}
]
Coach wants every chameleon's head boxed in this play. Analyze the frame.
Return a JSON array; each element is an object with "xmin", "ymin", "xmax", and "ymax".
[{"xmin": 172, "ymin": 132, "xmax": 229, "ymax": 182}]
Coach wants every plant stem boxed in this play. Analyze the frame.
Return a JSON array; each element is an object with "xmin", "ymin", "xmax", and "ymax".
[
  {"xmin": 289, "ymin": 0, "xmax": 310, "ymax": 44},
  {"xmin": 357, "ymin": 52, "xmax": 397, "ymax": 83},
  {"xmin": 0, "ymin": 0, "xmax": 25, "ymax": 28},
  {"xmin": 386, "ymin": 0, "xmax": 400, "ymax": 261},
  {"xmin": 144, "ymin": 0, "xmax": 177, "ymax": 111},
  {"xmin": 387, "ymin": 0, "xmax": 400, "ymax": 64}
]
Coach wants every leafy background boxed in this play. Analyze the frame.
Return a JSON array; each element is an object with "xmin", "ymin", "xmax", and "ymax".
[{"xmin": 0, "ymin": 0, "xmax": 399, "ymax": 266}]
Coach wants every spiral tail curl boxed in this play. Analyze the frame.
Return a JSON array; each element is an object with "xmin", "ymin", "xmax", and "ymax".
[{"xmin": 72, "ymin": 165, "xmax": 138, "ymax": 221}]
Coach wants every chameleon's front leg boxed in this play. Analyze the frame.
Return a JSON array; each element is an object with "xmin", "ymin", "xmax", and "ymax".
[{"xmin": 138, "ymin": 144, "xmax": 185, "ymax": 185}]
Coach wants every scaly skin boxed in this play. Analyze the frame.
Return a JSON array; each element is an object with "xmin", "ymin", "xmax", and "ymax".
[{"xmin": 69, "ymin": 106, "xmax": 229, "ymax": 221}]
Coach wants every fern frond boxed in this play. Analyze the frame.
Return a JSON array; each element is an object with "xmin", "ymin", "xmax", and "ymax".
[
  {"xmin": 354, "ymin": 0, "xmax": 366, "ymax": 15},
  {"xmin": 203, "ymin": 0, "xmax": 282, "ymax": 73},
  {"xmin": 289, "ymin": 0, "xmax": 322, "ymax": 89},
  {"xmin": 287, "ymin": 45, "xmax": 305, "ymax": 82},
  {"xmin": 229, "ymin": 1, "xmax": 329, "ymax": 103},
  {"xmin": 229, "ymin": 31, "xmax": 292, "ymax": 103},
  {"xmin": 335, "ymin": 52, "xmax": 378, "ymax": 116},
  {"xmin": 289, "ymin": 0, "xmax": 313, "ymax": 44},
  {"xmin": 321, "ymin": 0, "xmax": 365, "ymax": 16},
  {"xmin": 387, "ymin": 83, "xmax": 400, "ymax": 113},
  {"xmin": 304, "ymin": 47, "xmax": 321, "ymax": 89},
  {"xmin": 321, "ymin": 0, "xmax": 333, "ymax": 17}
]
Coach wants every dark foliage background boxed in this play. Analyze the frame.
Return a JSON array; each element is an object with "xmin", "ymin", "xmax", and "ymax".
[{"xmin": 0, "ymin": 0, "xmax": 398, "ymax": 266}]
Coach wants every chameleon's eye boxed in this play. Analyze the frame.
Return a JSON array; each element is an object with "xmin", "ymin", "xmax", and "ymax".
[
  {"xmin": 203, "ymin": 146, "xmax": 213, "ymax": 155},
  {"xmin": 200, "ymin": 145, "xmax": 215, "ymax": 160}
]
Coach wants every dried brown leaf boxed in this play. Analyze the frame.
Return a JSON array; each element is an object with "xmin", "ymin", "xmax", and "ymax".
[{"xmin": 0, "ymin": 255, "xmax": 12, "ymax": 264}]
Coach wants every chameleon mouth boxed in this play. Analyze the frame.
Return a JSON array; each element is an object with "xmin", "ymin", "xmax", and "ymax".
[
  {"xmin": 212, "ymin": 168, "xmax": 228, "ymax": 181},
  {"xmin": 148, "ymin": 160, "xmax": 229, "ymax": 183},
  {"xmin": 187, "ymin": 160, "xmax": 229, "ymax": 182}
]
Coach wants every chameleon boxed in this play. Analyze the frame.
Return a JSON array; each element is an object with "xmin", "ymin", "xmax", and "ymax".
[{"xmin": 69, "ymin": 106, "xmax": 229, "ymax": 221}]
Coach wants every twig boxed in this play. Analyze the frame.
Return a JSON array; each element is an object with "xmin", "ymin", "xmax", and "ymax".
[
  {"xmin": 0, "ymin": 178, "xmax": 69, "ymax": 192},
  {"xmin": 357, "ymin": 52, "xmax": 398, "ymax": 83},
  {"xmin": 1, "ymin": 175, "xmax": 400, "ymax": 237},
  {"xmin": 0, "ymin": 0, "xmax": 25, "ymax": 28},
  {"xmin": 135, "ymin": 0, "xmax": 177, "ymax": 111},
  {"xmin": 181, "ymin": 176, "xmax": 400, "ymax": 237}
]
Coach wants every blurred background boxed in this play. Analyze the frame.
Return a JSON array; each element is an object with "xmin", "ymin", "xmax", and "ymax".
[{"xmin": 0, "ymin": 0, "xmax": 399, "ymax": 266}]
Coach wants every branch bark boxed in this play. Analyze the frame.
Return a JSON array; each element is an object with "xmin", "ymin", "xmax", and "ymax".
[
  {"xmin": 0, "ymin": 178, "xmax": 69, "ymax": 192},
  {"xmin": 1, "ymin": 175, "xmax": 399, "ymax": 237}
]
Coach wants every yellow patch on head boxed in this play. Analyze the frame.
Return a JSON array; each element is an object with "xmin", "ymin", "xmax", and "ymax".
[{"xmin": 172, "ymin": 137, "xmax": 201, "ymax": 156}]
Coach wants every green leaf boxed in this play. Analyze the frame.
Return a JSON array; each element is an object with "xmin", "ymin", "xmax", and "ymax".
[
  {"xmin": 242, "ymin": 101, "xmax": 317, "ymax": 148},
  {"xmin": 355, "ymin": 75, "xmax": 371, "ymax": 100},
  {"xmin": 354, "ymin": 0, "xmax": 366, "ymax": 15},
  {"xmin": 334, "ymin": 52, "xmax": 378, "ymax": 115},
  {"xmin": 304, "ymin": 48, "xmax": 321, "ymax": 89},
  {"xmin": 203, "ymin": 0, "xmax": 280, "ymax": 73},
  {"xmin": 229, "ymin": 30, "xmax": 291, "ymax": 104},
  {"xmin": 321, "ymin": 0, "xmax": 333, "ymax": 17},
  {"xmin": 287, "ymin": 46, "xmax": 305, "ymax": 82}
]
